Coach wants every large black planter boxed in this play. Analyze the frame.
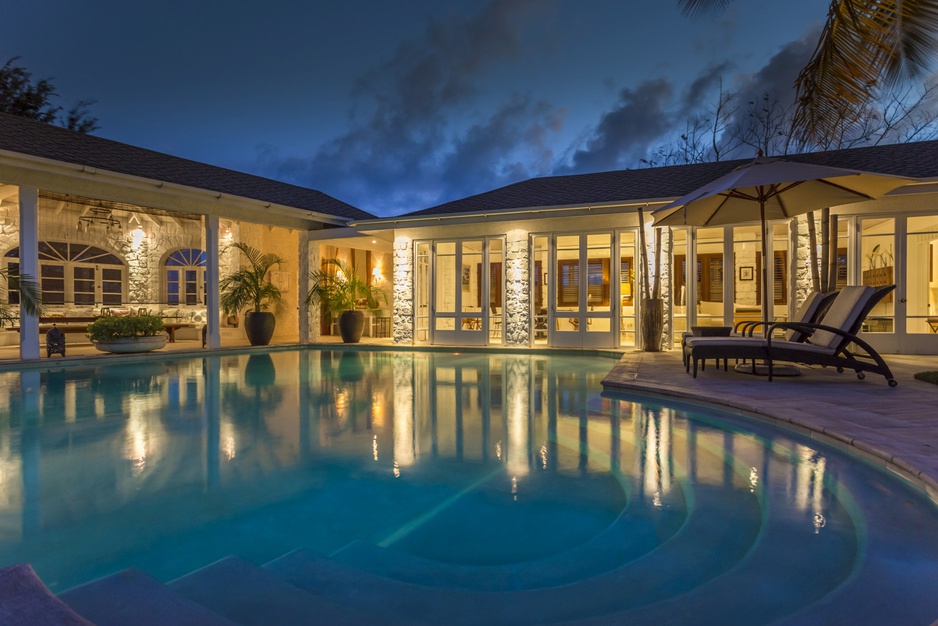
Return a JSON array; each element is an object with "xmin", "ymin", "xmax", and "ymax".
[
  {"xmin": 244, "ymin": 311, "xmax": 276, "ymax": 346},
  {"xmin": 338, "ymin": 310, "xmax": 365, "ymax": 343}
]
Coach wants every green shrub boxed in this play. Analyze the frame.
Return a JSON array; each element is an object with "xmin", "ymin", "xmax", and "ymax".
[
  {"xmin": 913, "ymin": 371, "xmax": 938, "ymax": 385},
  {"xmin": 87, "ymin": 315, "xmax": 165, "ymax": 342}
]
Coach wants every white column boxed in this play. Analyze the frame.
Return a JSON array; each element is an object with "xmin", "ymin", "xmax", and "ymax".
[
  {"xmin": 308, "ymin": 239, "xmax": 321, "ymax": 342},
  {"xmin": 18, "ymin": 186, "xmax": 39, "ymax": 360},
  {"xmin": 298, "ymin": 230, "xmax": 311, "ymax": 344},
  {"xmin": 205, "ymin": 215, "xmax": 221, "ymax": 349}
]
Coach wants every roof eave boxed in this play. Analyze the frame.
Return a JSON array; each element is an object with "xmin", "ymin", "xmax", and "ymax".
[
  {"xmin": 351, "ymin": 196, "xmax": 677, "ymax": 229},
  {"xmin": 0, "ymin": 148, "xmax": 352, "ymax": 228}
]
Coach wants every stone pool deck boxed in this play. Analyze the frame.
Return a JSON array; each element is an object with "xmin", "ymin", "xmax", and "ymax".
[{"xmin": 602, "ymin": 350, "xmax": 938, "ymax": 503}]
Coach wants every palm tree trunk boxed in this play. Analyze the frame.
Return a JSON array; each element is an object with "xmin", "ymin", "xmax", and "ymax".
[
  {"xmin": 819, "ymin": 208, "xmax": 830, "ymax": 291},
  {"xmin": 807, "ymin": 211, "xmax": 821, "ymax": 292},
  {"xmin": 827, "ymin": 214, "xmax": 839, "ymax": 292}
]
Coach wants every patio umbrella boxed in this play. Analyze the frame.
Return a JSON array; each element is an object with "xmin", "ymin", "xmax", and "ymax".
[{"xmin": 652, "ymin": 156, "xmax": 911, "ymax": 329}]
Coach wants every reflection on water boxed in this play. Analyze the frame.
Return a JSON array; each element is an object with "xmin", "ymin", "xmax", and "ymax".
[{"xmin": 0, "ymin": 349, "xmax": 932, "ymax": 599}]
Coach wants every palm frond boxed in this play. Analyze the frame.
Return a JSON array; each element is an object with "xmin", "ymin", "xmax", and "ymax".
[
  {"xmin": 219, "ymin": 242, "xmax": 286, "ymax": 314},
  {"xmin": 0, "ymin": 266, "xmax": 42, "ymax": 322},
  {"xmin": 794, "ymin": 0, "xmax": 938, "ymax": 144}
]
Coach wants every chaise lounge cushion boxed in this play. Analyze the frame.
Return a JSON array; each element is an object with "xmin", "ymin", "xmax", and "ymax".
[{"xmin": 807, "ymin": 286, "xmax": 873, "ymax": 349}]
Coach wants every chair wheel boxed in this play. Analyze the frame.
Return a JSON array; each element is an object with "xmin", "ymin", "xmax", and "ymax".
[
  {"xmin": 836, "ymin": 367, "xmax": 844, "ymax": 373},
  {"xmin": 856, "ymin": 372, "xmax": 865, "ymax": 380},
  {"xmin": 888, "ymin": 379, "xmax": 898, "ymax": 387}
]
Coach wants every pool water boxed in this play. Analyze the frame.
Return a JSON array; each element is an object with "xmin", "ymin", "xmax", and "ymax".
[{"xmin": 0, "ymin": 349, "xmax": 936, "ymax": 624}]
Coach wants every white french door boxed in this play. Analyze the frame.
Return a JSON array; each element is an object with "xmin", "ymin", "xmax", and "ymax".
[
  {"xmin": 550, "ymin": 233, "xmax": 615, "ymax": 349},
  {"xmin": 431, "ymin": 239, "xmax": 504, "ymax": 346}
]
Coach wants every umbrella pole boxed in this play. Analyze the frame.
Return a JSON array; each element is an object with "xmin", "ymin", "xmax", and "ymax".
[{"xmin": 760, "ymin": 200, "xmax": 771, "ymax": 337}]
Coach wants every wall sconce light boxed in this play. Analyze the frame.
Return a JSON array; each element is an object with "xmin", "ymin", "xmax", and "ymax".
[
  {"xmin": 372, "ymin": 267, "xmax": 383, "ymax": 282},
  {"xmin": 131, "ymin": 226, "xmax": 146, "ymax": 249}
]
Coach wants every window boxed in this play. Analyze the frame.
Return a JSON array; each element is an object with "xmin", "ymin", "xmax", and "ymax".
[
  {"xmin": 556, "ymin": 258, "xmax": 610, "ymax": 307},
  {"xmin": 476, "ymin": 262, "xmax": 503, "ymax": 308},
  {"xmin": 756, "ymin": 251, "xmax": 788, "ymax": 305},
  {"xmin": 5, "ymin": 242, "xmax": 125, "ymax": 306},
  {"xmin": 620, "ymin": 256, "xmax": 633, "ymax": 306},
  {"xmin": 165, "ymin": 248, "xmax": 206, "ymax": 305}
]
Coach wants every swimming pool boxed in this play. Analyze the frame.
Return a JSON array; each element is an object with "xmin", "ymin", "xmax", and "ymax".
[{"xmin": 0, "ymin": 348, "xmax": 936, "ymax": 624}]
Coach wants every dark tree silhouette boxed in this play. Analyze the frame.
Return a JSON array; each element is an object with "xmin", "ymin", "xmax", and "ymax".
[{"xmin": 0, "ymin": 57, "xmax": 99, "ymax": 133}]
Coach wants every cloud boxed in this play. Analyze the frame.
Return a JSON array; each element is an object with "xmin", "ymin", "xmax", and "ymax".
[
  {"xmin": 731, "ymin": 27, "xmax": 819, "ymax": 108},
  {"xmin": 272, "ymin": 0, "xmax": 565, "ymax": 216},
  {"xmin": 560, "ymin": 78, "xmax": 675, "ymax": 174}
]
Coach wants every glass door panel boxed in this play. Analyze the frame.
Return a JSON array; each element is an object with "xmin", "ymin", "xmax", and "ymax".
[
  {"xmin": 554, "ymin": 235, "xmax": 580, "ymax": 340},
  {"xmin": 585, "ymin": 234, "xmax": 613, "ymax": 343},
  {"xmin": 732, "ymin": 225, "xmax": 761, "ymax": 329},
  {"xmin": 671, "ymin": 229, "xmax": 688, "ymax": 346},
  {"xmin": 695, "ymin": 228, "xmax": 725, "ymax": 327},
  {"xmin": 860, "ymin": 218, "xmax": 895, "ymax": 333},
  {"xmin": 532, "ymin": 236, "xmax": 548, "ymax": 345},
  {"xmin": 488, "ymin": 239, "xmax": 503, "ymax": 344},
  {"xmin": 73, "ymin": 266, "xmax": 95, "ymax": 305},
  {"xmin": 619, "ymin": 231, "xmax": 637, "ymax": 347},
  {"xmin": 552, "ymin": 233, "xmax": 615, "ymax": 348},
  {"xmin": 461, "ymin": 241, "xmax": 483, "ymax": 333},
  {"xmin": 415, "ymin": 242, "xmax": 430, "ymax": 343},
  {"xmin": 431, "ymin": 240, "xmax": 490, "ymax": 345},
  {"xmin": 434, "ymin": 242, "xmax": 456, "ymax": 332},
  {"xmin": 903, "ymin": 215, "xmax": 938, "ymax": 352},
  {"xmin": 41, "ymin": 264, "xmax": 66, "ymax": 305}
]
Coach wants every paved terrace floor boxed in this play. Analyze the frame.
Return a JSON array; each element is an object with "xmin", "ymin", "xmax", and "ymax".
[{"xmin": 602, "ymin": 350, "xmax": 938, "ymax": 504}]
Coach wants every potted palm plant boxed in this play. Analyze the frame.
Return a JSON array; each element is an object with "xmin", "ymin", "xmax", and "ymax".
[
  {"xmin": 306, "ymin": 259, "xmax": 387, "ymax": 343},
  {"xmin": 219, "ymin": 242, "xmax": 286, "ymax": 346}
]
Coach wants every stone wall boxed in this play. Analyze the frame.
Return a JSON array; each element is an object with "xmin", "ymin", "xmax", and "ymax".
[
  {"xmin": 393, "ymin": 236, "xmax": 414, "ymax": 344},
  {"xmin": 794, "ymin": 215, "xmax": 815, "ymax": 309},
  {"xmin": 505, "ymin": 230, "xmax": 530, "ymax": 346}
]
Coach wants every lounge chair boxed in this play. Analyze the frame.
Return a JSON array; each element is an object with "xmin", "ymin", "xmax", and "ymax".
[
  {"xmin": 685, "ymin": 285, "xmax": 898, "ymax": 387},
  {"xmin": 682, "ymin": 290, "xmax": 837, "ymax": 369}
]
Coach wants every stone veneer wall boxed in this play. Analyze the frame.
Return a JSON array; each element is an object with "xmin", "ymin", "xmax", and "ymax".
[
  {"xmin": 504, "ymin": 230, "xmax": 530, "ymax": 346},
  {"xmin": 660, "ymin": 227, "xmax": 673, "ymax": 350},
  {"xmin": 793, "ymin": 215, "xmax": 815, "ymax": 309},
  {"xmin": 393, "ymin": 236, "xmax": 414, "ymax": 344}
]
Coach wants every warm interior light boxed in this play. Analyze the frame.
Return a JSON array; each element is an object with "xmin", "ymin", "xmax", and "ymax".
[{"xmin": 372, "ymin": 266, "xmax": 383, "ymax": 281}]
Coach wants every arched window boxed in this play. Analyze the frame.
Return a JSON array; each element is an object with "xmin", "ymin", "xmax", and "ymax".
[
  {"xmin": 5, "ymin": 242, "xmax": 125, "ymax": 306},
  {"xmin": 165, "ymin": 248, "xmax": 206, "ymax": 305}
]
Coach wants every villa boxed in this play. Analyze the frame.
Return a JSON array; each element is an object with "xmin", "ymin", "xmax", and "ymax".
[
  {"xmin": 1, "ymin": 111, "xmax": 937, "ymax": 358},
  {"xmin": 2, "ymin": 112, "xmax": 938, "ymax": 625}
]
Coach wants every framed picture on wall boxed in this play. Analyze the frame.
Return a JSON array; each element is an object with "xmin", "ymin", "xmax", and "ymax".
[
  {"xmin": 462, "ymin": 265, "xmax": 470, "ymax": 286},
  {"xmin": 739, "ymin": 266, "xmax": 754, "ymax": 281}
]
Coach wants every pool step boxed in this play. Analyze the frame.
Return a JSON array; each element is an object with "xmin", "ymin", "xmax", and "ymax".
[
  {"xmin": 58, "ymin": 568, "xmax": 236, "ymax": 626},
  {"xmin": 167, "ymin": 555, "xmax": 388, "ymax": 626},
  {"xmin": 330, "ymin": 498, "xmax": 682, "ymax": 591},
  {"xmin": 0, "ymin": 563, "xmax": 92, "ymax": 626}
]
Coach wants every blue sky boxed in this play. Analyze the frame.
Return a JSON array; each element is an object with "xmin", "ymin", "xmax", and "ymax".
[{"xmin": 7, "ymin": 0, "xmax": 829, "ymax": 216}]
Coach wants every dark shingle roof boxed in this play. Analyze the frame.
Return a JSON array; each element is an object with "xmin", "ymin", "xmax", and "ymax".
[
  {"xmin": 0, "ymin": 113, "xmax": 373, "ymax": 221},
  {"xmin": 404, "ymin": 140, "xmax": 938, "ymax": 218}
]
